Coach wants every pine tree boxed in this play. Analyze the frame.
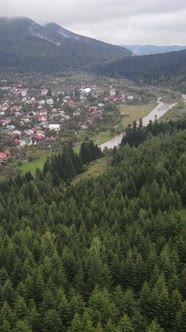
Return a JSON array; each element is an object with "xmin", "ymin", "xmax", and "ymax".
[
  {"xmin": 146, "ymin": 320, "xmax": 165, "ymax": 332},
  {"xmin": 14, "ymin": 320, "xmax": 32, "ymax": 332},
  {"xmin": 117, "ymin": 314, "xmax": 134, "ymax": 332}
]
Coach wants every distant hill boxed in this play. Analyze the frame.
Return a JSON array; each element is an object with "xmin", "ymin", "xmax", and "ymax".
[
  {"xmin": 0, "ymin": 17, "xmax": 131, "ymax": 72},
  {"xmin": 122, "ymin": 44, "xmax": 186, "ymax": 55},
  {"xmin": 95, "ymin": 50, "xmax": 186, "ymax": 91}
]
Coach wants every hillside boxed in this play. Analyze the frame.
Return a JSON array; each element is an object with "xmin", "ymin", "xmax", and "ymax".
[
  {"xmin": 123, "ymin": 44, "xmax": 186, "ymax": 55},
  {"xmin": 0, "ymin": 120, "xmax": 186, "ymax": 330},
  {"xmin": 45, "ymin": 22, "xmax": 131, "ymax": 57},
  {"xmin": 95, "ymin": 50, "xmax": 186, "ymax": 91},
  {"xmin": 0, "ymin": 17, "xmax": 131, "ymax": 72}
]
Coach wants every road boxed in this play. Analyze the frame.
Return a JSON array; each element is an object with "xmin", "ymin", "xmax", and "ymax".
[{"xmin": 99, "ymin": 100, "xmax": 176, "ymax": 151}]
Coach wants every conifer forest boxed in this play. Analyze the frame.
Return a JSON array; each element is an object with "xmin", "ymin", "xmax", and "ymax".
[{"xmin": 0, "ymin": 121, "xmax": 186, "ymax": 331}]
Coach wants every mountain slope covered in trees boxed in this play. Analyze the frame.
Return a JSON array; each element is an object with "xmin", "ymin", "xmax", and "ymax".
[
  {"xmin": 0, "ymin": 120, "xmax": 186, "ymax": 331},
  {"xmin": 0, "ymin": 17, "xmax": 131, "ymax": 72},
  {"xmin": 95, "ymin": 50, "xmax": 186, "ymax": 91}
]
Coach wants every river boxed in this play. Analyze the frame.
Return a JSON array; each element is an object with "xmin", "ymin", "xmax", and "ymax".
[{"xmin": 99, "ymin": 101, "xmax": 176, "ymax": 151}]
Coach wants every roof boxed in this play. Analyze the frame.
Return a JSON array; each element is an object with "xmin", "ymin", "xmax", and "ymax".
[
  {"xmin": 83, "ymin": 88, "xmax": 91, "ymax": 93},
  {"xmin": 33, "ymin": 135, "xmax": 43, "ymax": 140},
  {"xmin": 0, "ymin": 151, "xmax": 11, "ymax": 161},
  {"xmin": 45, "ymin": 136, "xmax": 56, "ymax": 142}
]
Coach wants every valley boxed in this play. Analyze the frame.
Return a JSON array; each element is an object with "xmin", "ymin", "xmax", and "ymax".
[
  {"xmin": 0, "ymin": 13, "xmax": 186, "ymax": 332},
  {"xmin": 0, "ymin": 70, "xmax": 181, "ymax": 178}
]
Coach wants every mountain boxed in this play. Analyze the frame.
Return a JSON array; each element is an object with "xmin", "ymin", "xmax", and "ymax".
[
  {"xmin": 95, "ymin": 49, "xmax": 186, "ymax": 91},
  {"xmin": 45, "ymin": 22, "xmax": 91, "ymax": 41},
  {"xmin": 0, "ymin": 17, "xmax": 131, "ymax": 72},
  {"xmin": 45, "ymin": 22, "xmax": 131, "ymax": 55},
  {"xmin": 122, "ymin": 44, "xmax": 186, "ymax": 55}
]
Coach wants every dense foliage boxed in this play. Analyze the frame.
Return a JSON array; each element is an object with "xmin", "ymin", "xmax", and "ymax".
[
  {"xmin": 0, "ymin": 121, "xmax": 186, "ymax": 331},
  {"xmin": 42, "ymin": 141, "xmax": 102, "ymax": 185},
  {"xmin": 121, "ymin": 118, "xmax": 186, "ymax": 147},
  {"xmin": 95, "ymin": 50, "xmax": 186, "ymax": 91}
]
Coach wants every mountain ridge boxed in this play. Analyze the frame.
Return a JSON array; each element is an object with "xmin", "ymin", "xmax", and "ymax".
[
  {"xmin": 0, "ymin": 17, "xmax": 131, "ymax": 72},
  {"xmin": 95, "ymin": 49, "xmax": 186, "ymax": 91}
]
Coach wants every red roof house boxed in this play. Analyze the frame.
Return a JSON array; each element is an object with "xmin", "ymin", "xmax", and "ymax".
[{"xmin": 0, "ymin": 150, "xmax": 11, "ymax": 162}]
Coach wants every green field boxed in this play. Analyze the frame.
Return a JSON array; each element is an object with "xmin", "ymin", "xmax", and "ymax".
[
  {"xmin": 74, "ymin": 131, "xmax": 113, "ymax": 153},
  {"xmin": 17, "ymin": 154, "xmax": 51, "ymax": 174},
  {"xmin": 92, "ymin": 131, "xmax": 113, "ymax": 145},
  {"xmin": 73, "ymin": 157, "xmax": 109, "ymax": 184},
  {"xmin": 120, "ymin": 102, "xmax": 157, "ymax": 128}
]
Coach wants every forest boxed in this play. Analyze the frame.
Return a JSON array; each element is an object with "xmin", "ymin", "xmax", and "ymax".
[
  {"xmin": 0, "ymin": 120, "xmax": 186, "ymax": 331},
  {"xmin": 95, "ymin": 50, "xmax": 186, "ymax": 91}
]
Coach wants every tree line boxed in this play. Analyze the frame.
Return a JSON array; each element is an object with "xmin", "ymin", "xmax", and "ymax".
[
  {"xmin": 95, "ymin": 50, "xmax": 186, "ymax": 91},
  {"xmin": 42, "ymin": 140, "xmax": 102, "ymax": 185}
]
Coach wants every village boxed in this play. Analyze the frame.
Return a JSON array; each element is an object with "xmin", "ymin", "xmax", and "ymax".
[{"xmin": 0, "ymin": 73, "xmax": 148, "ymax": 167}]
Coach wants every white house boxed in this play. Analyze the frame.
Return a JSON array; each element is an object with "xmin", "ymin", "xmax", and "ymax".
[
  {"xmin": 49, "ymin": 124, "xmax": 60, "ymax": 132},
  {"xmin": 46, "ymin": 98, "xmax": 54, "ymax": 105}
]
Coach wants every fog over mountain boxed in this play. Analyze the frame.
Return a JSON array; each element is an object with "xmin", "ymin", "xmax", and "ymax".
[
  {"xmin": 0, "ymin": 17, "xmax": 131, "ymax": 72},
  {"xmin": 1, "ymin": 0, "xmax": 186, "ymax": 45}
]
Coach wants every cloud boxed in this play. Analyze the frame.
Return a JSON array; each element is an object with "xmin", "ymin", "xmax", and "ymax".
[{"xmin": 1, "ymin": 0, "xmax": 186, "ymax": 45}]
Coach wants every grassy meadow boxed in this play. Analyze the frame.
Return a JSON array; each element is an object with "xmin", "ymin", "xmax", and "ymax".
[{"xmin": 120, "ymin": 102, "xmax": 157, "ymax": 128}]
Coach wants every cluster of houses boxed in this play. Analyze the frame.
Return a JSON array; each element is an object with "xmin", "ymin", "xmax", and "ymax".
[{"xmin": 0, "ymin": 76, "xmax": 139, "ymax": 163}]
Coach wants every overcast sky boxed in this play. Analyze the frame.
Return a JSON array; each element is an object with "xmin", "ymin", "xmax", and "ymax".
[{"xmin": 1, "ymin": 0, "xmax": 186, "ymax": 45}]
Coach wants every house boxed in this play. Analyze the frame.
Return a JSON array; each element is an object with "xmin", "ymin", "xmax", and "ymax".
[
  {"xmin": 38, "ymin": 100, "xmax": 46, "ymax": 106},
  {"xmin": 80, "ymin": 87, "xmax": 91, "ymax": 98},
  {"xmin": 46, "ymin": 98, "xmax": 54, "ymax": 105},
  {"xmin": 52, "ymin": 108, "xmax": 58, "ymax": 113},
  {"xmin": 127, "ymin": 95, "xmax": 134, "ymax": 101},
  {"xmin": 33, "ymin": 135, "xmax": 43, "ymax": 141},
  {"xmin": 12, "ymin": 130, "xmax": 22, "ymax": 136},
  {"xmin": 98, "ymin": 103, "xmax": 104, "ymax": 108},
  {"xmin": 0, "ymin": 150, "xmax": 11, "ymax": 162},
  {"xmin": 7, "ymin": 125, "xmax": 15, "ymax": 130},
  {"xmin": 10, "ymin": 105, "xmax": 21, "ymax": 112},
  {"xmin": 2, "ymin": 118, "xmax": 11, "ymax": 125},
  {"xmin": 88, "ymin": 116, "xmax": 94, "ymax": 123},
  {"xmin": 89, "ymin": 106, "xmax": 97, "ymax": 112},
  {"xmin": 41, "ymin": 89, "xmax": 49, "ymax": 96},
  {"xmin": 109, "ymin": 88, "xmax": 116, "ymax": 97},
  {"xmin": 49, "ymin": 124, "xmax": 60, "ymax": 132},
  {"xmin": 14, "ymin": 138, "xmax": 21, "ymax": 145},
  {"xmin": 81, "ymin": 124, "xmax": 88, "ymax": 129},
  {"xmin": 38, "ymin": 114, "xmax": 48, "ymax": 122},
  {"xmin": 17, "ymin": 89, "xmax": 28, "ymax": 97},
  {"xmin": 2, "ymin": 102, "xmax": 9, "ymax": 111},
  {"xmin": 21, "ymin": 116, "xmax": 30, "ymax": 124},
  {"xmin": 63, "ymin": 96, "xmax": 70, "ymax": 103},
  {"xmin": 73, "ymin": 110, "xmax": 80, "ymax": 116},
  {"xmin": 35, "ymin": 130, "xmax": 45, "ymax": 137},
  {"xmin": 68, "ymin": 100, "xmax": 75, "ymax": 106},
  {"xmin": 24, "ymin": 129, "xmax": 34, "ymax": 136},
  {"xmin": 44, "ymin": 136, "xmax": 56, "ymax": 142},
  {"xmin": 20, "ymin": 138, "xmax": 32, "ymax": 147}
]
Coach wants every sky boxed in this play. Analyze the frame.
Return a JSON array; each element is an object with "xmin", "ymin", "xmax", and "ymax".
[{"xmin": 1, "ymin": 0, "xmax": 186, "ymax": 45}]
